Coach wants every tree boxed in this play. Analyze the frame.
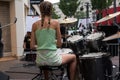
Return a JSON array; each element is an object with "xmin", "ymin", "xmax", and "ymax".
[
  {"xmin": 59, "ymin": 0, "xmax": 80, "ymax": 17},
  {"xmin": 52, "ymin": 8, "xmax": 60, "ymax": 19},
  {"xmin": 91, "ymin": 0, "xmax": 112, "ymax": 11},
  {"xmin": 74, "ymin": 11, "xmax": 86, "ymax": 19}
]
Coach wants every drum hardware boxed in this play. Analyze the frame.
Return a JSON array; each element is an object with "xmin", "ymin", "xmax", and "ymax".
[
  {"xmin": 101, "ymin": 25, "xmax": 120, "ymax": 80},
  {"xmin": 95, "ymin": 11, "xmax": 120, "ymax": 80},
  {"xmin": 101, "ymin": 18, "xmax": 120, "ymax": 80},
  {"xmin": 102, "ymin": 31, "xmax": 120, "ymax": 79}
]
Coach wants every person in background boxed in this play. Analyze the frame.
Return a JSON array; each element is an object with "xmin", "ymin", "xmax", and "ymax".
[
  {"xmin": 60, "ymin": 24, "xmax": 66, "ymax": 42},
  {"xmin": 30, "ymin": 1, "xmax": 77, "ymax": 80},
  {"xmin": 23, "ymin": 31, "xmax": 31, "ymax": 52},
  {"xmin": 60, "ymin": 24, "xmax": 70, "ymax": 48}
]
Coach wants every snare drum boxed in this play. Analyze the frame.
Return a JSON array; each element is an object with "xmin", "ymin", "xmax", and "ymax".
[
  {"xmin": 67, "ymin": 35, "xmax": 84, "ymax": 54},
  {"xmin": 79, "ymin": 52, "xmax": 113, "ymax": 80},
  {"xmin": 86, "ymin": 32, "xmax": 105, "ymax": 52},
  {"xmin": 56, "ymin": 48, "xmax": 73, "ymax": 54}
]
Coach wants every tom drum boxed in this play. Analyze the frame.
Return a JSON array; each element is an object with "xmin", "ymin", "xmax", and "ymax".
[
  {"xmin": 67, "ymin": 35, "xmax": 84, "ymax": 55},
  {"xmin": 86, "ymin": 32, "xmax": 105, "ymax": 52}
]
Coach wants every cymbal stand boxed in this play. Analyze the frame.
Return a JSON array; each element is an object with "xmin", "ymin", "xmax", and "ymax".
[
  {"xmin": 63, "ymin": 24, "xmax": 68, "ymax": 48},
  {"xmin": 82, "ymin": 38, "xmax": 89, "ymax": 54},
  {"xmin": 113, "ymin": 22, "xmax": 120, "ymax": 80}
]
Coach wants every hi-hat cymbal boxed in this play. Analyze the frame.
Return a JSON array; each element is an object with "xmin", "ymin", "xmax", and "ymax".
[
  {"xmin": 102, "ymin": 32, "xmax": 120, "ymax": 41},
  {"xmin": 58, "ymin": 17, "xmax": 77, "ymax": 24},
  {"xmin": 96, "ymin": 11, "xmax": 120, "ymax": 23}
]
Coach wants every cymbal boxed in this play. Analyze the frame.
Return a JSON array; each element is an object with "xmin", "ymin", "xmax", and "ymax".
[
  {"xmin": 58, "ymin": 18, "xmax": 77, "ymax": 24},
  {"xmin": 102, "ymin": 32, "xmax": 120, "ymax": 41},
  {"xmin": 96, "ymin": 11, "xmax": 120, "ymax": 23}
]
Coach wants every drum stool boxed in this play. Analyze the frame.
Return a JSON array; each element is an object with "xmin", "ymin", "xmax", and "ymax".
[{"xmin": 32, "ymin": 65, "xmax": 67, "ymax": 80}]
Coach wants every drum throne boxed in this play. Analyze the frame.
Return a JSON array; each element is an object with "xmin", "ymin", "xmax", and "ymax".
[{"xmin": 32, "ymin": 65, "xmax": 67, "ymax": 80}]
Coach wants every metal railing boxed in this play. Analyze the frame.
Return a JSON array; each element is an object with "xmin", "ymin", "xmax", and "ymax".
[{"xmin": 107, "ymin": 43, "xmax": 119, "ymax": 56}]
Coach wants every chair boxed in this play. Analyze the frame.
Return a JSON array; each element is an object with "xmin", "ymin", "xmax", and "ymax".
[{"xmin": 32, "ymin": 65, "xmax": 68, "ymax": 80}]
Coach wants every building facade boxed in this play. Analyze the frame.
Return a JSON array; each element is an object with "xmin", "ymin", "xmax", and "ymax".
[{"xmin": 0, "ymin": 0, "xmax": 30, "ymax": 57}]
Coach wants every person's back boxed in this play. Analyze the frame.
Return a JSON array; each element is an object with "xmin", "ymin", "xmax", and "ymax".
[
  {"xmin": 35, "ymin": 24, "xmax": 57, "ymax": 50},
  {"xmin": 33, "ymin": 20, "xmax": 62, "ymax": 66},
  {"xmin": 37, "ymin": 29, "xmax": 55, "ymax": 48}
]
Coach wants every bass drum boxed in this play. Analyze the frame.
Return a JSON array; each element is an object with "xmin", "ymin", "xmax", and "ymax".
[{"xmin": 79, "ymin": 52, "xmax": 113, "ymax": 80}]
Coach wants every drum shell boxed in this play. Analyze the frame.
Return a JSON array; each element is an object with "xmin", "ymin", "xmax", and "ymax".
[
  {"xmin": 86, "ymin": 32, "xmax": 105, "ymax": 52},
  {"xmin": 68, "ymin": 39, "xmax": 84, "ymax": 55},
  {"xmin": 67, "ymin": 35, "xmax": 84, "ymax": 55},
  {"xmin": 79, "ymin": 53, "xmax": 112, "ymax": 80},
  {"xmin": 86, "ymin": 38, "xmax": 103, "ymax": 52}
]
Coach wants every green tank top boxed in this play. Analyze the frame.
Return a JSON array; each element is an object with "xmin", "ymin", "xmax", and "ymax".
[{"xmin": 35, "ymin": 28, "xmax": 57, "ymax": 50}]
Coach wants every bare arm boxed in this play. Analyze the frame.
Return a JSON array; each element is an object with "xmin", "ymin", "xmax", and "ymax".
[
  {"xmin": 23, "ymin": 42, "xmax": 26, "ymax": 49},
  {"xmin": 56, "ymin": 21, "xmax": 62, "ymax": 48},
  {"xmin": 30, "ymin": 23, "xmax": 37, "ymax": 50}
]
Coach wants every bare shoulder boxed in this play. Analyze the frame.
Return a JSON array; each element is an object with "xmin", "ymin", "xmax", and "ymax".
[
  {"xmin": 51, "ymin": 19, "xmax": 60, "ymax": 28},
  {"xmin": 51, "ymin": 19, "xmax": 59, "ymax": 25},
  {"xmin": 32, "ymin": 20, "xmax": 40, "ymax": 30},
  {"xmin": 33, "ymin": 20, "xmax": 40, "ymax": 26}
]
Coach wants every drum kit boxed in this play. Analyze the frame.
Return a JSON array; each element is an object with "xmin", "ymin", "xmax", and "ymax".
[
  {"xmin": 58, "ymin": 12, "xmax": 120, "ymax": 80},
  {"xmin": 59, "ymin": 17, "xmax": 107, "ymax": 55}
]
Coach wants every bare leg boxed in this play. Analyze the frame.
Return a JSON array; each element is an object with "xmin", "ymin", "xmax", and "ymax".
[
  {"xmin": 61, "ymin": 54, "xmax": 77, "ymax": 80},
  {"xmin": 69, "ymin": 57, "xmax": 77, "ymax": 80},
  {"xmin": 43, "ymin": 70, "xmax": 49, "ymax": 80}
]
